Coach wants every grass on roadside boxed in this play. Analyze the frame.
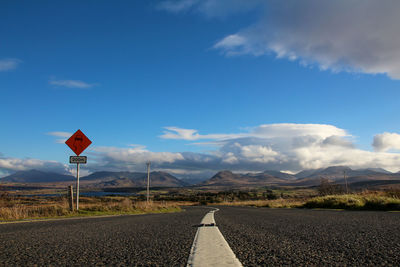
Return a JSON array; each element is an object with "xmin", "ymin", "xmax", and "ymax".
[
  {"xmin": 0, "ymin": 195, "xmax": 183, "ymax": 221},
  {"xmin": 303, "ymin": 193, "xmax": 400, "ymax": 211},
  {"xmin": 211, "ymin": 190, "xmax": 400, "ymax": 211},
  {"xmin": 212, "ymin": 198, "xmax": 306, "ymax": 208}
]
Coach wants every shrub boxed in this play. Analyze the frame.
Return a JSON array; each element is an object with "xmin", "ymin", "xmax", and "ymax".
[
  {"xmin": 318, "ymin": 178, "xmax": 344, "ymax": 196},
  {"xmin": 303, "ymin": 194, "xmax": 400, "ymax": 211}
]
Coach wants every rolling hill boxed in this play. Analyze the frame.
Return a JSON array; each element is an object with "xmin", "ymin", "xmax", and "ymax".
[
  {"xmin": 1, "ymin": 170, "xmax": 187, "ymax": 188},
  {"xmin": 197, "ymin": 170, "xmax": 289, "ymax": 188},
  {"xmin": 85, "ymin": 171, "xmax": 188, "ymax": 188},
  {"xmin": 1, "ymin": 169, "xmax": 74, "ymax": 183}
]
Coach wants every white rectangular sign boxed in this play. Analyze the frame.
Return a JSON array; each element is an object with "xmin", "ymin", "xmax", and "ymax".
[{"xmin": 70, "ymin": 156, "xmax": 87, "ymax": 164}]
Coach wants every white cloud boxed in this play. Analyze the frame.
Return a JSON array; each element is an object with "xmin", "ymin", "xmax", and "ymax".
[
  {"xmin": 0, "ymin": 156, "xmax": 69, "ymax": 176},
  {"xmin": 90, "ymin": 145, "xmax": 185, "ymax": 171},
  {"xmin": 49, "ymin": 79, "xmax": 97, "ymax": 89},
  {"xmin": 157, "ymin": 0, "xmax": 200, "ymax": 13},
  {"xmin": 161, "ymin": 123, "xmax": 347, "ymax": 141},
  {"xmin": 252, "ymin": 124, "xmax": 347, "ymax": 139},
  {"xmin": 3, "ymin": 124, "xmax": 400, "ymax": 177},
  {"xmin": 157, "ymin": 0, "xmax": 263, "ymax": 18},
  {"xmin": 373, "ymin": 132, "xmax": 400, "ymax": 152},
  {"xmin": 213, "ymin": 34, "xmax": 246, "ymax": 49},
  {"xmin": 158, "ymin": 124, "xmax": 400, "ymax": 173},
  {"xmin": 161, "ymin": 127, "xmax": 201, "ymax": 140},
  {"xmin": 47, "ymin": 131, "xmax": 73, "ymax": 144},
  {"xmin": 89, "ymin": 124, "xmax": 400, "ymax": 174},
  {"xmin": 160, "ymin": 126, "xmax": 235, "ymax": 140},
  {"xmin": 0, "ymin": 58, "xmax": 21, "ymax": 71},
  {"xmin": 161, "ymin": 0, "xmax": 400, "ymax": 80}
]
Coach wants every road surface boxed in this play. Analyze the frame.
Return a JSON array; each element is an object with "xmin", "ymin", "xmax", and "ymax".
[
  {"xmin": 0, "ymin": 207, "xmax": 209, "ymax": 266},
  {"xmin": 0, "ymin": 206, "xmax": 399, "ymax": 266},
  {"xmin": 216, "ymin": 206, "xmax": 400, "ymax": 266}
]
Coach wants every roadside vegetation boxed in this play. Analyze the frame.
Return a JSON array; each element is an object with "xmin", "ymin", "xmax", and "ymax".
[
  {"xmin": 302, "ymin": 179, "xmax": 400, "ymax": 210},
  {"xmin": 303, "ymin": 191, "xmax": 400, "ymax": 210},
  {"xmin": 0, "ymin": 193, "xmax": 185, "ymax": 221},
  {"xmin": 195, "ymin": 181, "xmax": 400, "ymax": 211},
  {"xmin": 209, "ymin": 191, "xmax": 400, "ymax": 211},
  {"xmin": 2, "ymin": 179, "xmax": 400, "ymax": 220}
]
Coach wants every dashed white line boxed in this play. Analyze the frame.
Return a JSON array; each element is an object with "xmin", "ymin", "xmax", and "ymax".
[{"xmin": 187, "ymin": 208, "xmax": 243, "ymax": 267}]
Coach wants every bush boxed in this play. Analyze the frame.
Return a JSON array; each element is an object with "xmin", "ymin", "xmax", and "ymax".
[
  {"xmin": 303, "ymin": 194, "xmax": 400, "ymax": 211},
  {"xmin": 318, "ymin": 179, "xmax": 344, "ymax": 196}
]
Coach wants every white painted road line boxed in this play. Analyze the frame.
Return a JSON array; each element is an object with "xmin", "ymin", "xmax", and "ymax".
[
  {"xmin": 187, "ymin": 209, "xmax": 243, "ymax": 267},
  {"xmin": 200, "ymin": 208, "xmax": 217, "ymax": 225}
]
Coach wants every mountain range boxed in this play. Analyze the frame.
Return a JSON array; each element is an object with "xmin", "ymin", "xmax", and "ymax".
[
  {"xmin": 81, "ymin": 171, "xmax": 188, "ymax": 187},
  {"xmin": 1, "ymin": 166, "xmax": 400, "ymax": 189},
  {"xmin": 1, "ymin": 170, "xmax": 187, "ymax": 188},
  {"xmin": 196, "ymin": 166, "xmax": 400, "ymax": 188},
  {"xmin": 2, "ymin": 170, "xmax": 75, "ymax": 183}
]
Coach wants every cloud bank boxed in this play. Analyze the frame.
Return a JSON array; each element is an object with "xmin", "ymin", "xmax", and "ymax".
[
  {"xmin": 90, "ymin": 124, "xmax": 400, "ymax": 176},
  {"xmin": 160, "ymin": 0, "xmax": 400, "ymax": 79},
  {"xmin": 0, "ymin": 156, "xmax": 70, "ymax": 177},
  {"xmin": 373, "ymin": 132, "xmax": 400, "ymax": 152},
  {"xmin": 2, "ymin": 124, "xmax": 400, "ymax": 178},
  {"xmin": 47, "ymin": 131, "xmax": 72, "ymax": 144}
]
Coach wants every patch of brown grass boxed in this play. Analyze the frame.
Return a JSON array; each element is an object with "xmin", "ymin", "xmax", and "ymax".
[
  {"xmin": 0, "ymin": 196, "xmax": 183, "ymax": 221},
  {"xmin": 213, "ymin": 198, "xmax": 306, "ymax": 208},
  {"xmin": 303, "ymin": 191, "xmax": 400, "ymax": 210}
]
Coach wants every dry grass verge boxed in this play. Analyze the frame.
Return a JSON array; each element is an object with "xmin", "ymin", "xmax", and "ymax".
[
  {"xmin": 213, "ymin": 198, "xmax": 306, "ymax": 208},
  {"xmin": 0, "ymin": 196, "xmax": 183, "ymax": 221},
  {"xmin": 303, "ymin": 194, "xmax": 400, "ymax": 211},
  {"xmin": 212, "ymin": 191, "xmax": 400, "ymax": 211}
]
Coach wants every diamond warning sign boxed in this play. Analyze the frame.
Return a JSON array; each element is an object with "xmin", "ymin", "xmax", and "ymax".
[{"xmin": 65, "ymin": 129, "xmax": 92, "ymax": 156}]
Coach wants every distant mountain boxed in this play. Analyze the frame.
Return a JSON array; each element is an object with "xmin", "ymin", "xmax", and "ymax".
[
  {"xmin": 295, "ymin": 166, "xmax": 392, "ymax": 181},
  {"xmin": 82, "ymin": 171, "xmax": 144, "ymax": 181},
  {"xmin": 197, "ymin": 170, "xmax": 288, "ymax": 188},
  {"xmin": 1, "ymin": 169, "xmax": 74, "ymax": 183},
  {"xmin": 1, "ymin": 170, "xmax": 188, "ymax": 188},
  {"xmin": 82, "ymin": 171, "xmax": 188, "ymax": 188},
  {"xmin": 291, "ymin": 166, "xmax": 399, "ymax": 187},
  {"xmin": 3, "ymin": 166, "xmax": 399, "ymax": 190},
  {"xmin": 262, "ymin": 170, "xmax": 296, "ymax": 180},
  {"xmin": 195, "ymin": 166, "xmax": 400, "ymax": 188},
  {"xmin": 307, "ymin": 166, "xmax": 352, "ymax": 180},
  {"xmin": 356, "ymin": 168, "xmax": 392, "ymax": 174},
  {"xmin": 295, "ymin": 168, "xmax": 323, "ymax": 179},
  {"xmin": 181, "ymin": 177, "xmax": 208, "ymax": 185},
  {"xmin": 199, "ymin": 171, "xmax": 243, "ymax": 187}
]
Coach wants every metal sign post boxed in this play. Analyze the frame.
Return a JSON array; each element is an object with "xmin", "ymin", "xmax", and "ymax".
[
  {"xmin": 76, "ymin": 162, "xmax": 80, "ymax": 210},
  {"xmin": 65, "ymin": 130, "xmax": 92, "ymax": 211},
  {"xmin": 146, "ymin": 161, "xmax": 151, "ymax": 204}
]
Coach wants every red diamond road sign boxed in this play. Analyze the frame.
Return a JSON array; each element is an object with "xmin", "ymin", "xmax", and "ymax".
[{"xmin": 65, "ymin": 129, "xmax": 92, "ymax": 156}]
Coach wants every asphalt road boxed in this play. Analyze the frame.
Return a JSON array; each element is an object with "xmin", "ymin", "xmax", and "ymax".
[
  {"xmin": 1, "ymin": 206, "xmax": 399, "ymax": 266},
  {"xmin": 215, "ymin": 206, "xmax": 400, "ymax": 266},
  {"xmin": 0, "ymin": 207, "xmax": 209, "ymax": 266}
]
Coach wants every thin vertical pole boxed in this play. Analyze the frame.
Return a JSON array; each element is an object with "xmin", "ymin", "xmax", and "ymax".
[
  {"xmin": 146, "ymin": 162, "xmax": 150, "ymax": 203},
  {"xmin": 344, "ymin": 170, "xmax": 349, "ymax": 194},
  {"xmin": 76, "ymin": 162, "xmax": 80, "ymax": 210},
  {"xmin": 68, "ymin": 185, "xmax": 74, "ymax": 211}
]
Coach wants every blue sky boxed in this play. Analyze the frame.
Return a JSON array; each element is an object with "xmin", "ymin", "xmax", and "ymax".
[{"xmin": 1, "ymin": 0, "xmax": 400, "ymax": 178}]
